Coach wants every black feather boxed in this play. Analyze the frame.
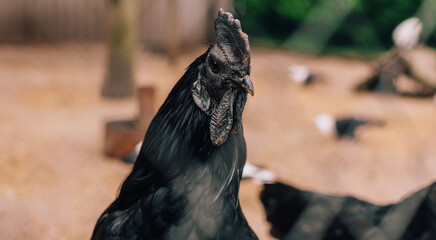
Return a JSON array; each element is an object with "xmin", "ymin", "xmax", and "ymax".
[
  {"xmin": 92, "ymin": 49, "xmax": 257, "ymax": 239},
  {"xmin": 260, "ymin": 182, "xmax": 436, "ymax": 240},
  {"xmin": 92, "ymin": 8, "xmax": 258, "ymax": 239},
  {"xmin": 335, "ymin": 117, "xmax": 384, "ymax": 139}
]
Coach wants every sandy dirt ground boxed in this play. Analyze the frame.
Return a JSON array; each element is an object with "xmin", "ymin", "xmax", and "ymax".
[{"xmin": 0, "ymin": 43, "xmax": 435, "ymax": 240}]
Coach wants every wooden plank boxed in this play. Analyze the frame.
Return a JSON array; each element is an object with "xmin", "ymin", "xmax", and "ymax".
[
  {"xmin": 0, "ymin": 0, "xmax": 222, "ymax": 44},
  {"xmin": 0, "ymin": 1, "xmax": 24, "ymax": 41}
]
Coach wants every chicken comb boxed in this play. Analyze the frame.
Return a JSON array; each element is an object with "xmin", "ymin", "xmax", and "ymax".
[{"xmin": 214, "ymin": 9, "xmax": 250, "ymax": 69}]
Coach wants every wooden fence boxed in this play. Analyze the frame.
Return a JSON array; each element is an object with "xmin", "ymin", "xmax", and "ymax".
[{"xmin": 0, "ymin": 0, "xmax": 231, "ymax": 50}]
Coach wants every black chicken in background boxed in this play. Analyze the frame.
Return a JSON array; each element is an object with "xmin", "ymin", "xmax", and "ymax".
[
  {"xmin": 314, "ymin": 114, "xmax": 385, "ymax": 139},
  {"xmin": 260, "ymin": 181, "xmax": 436, "ymax": 240},
  {"xmin": 91, "ymin": 9, "xmax": 258, "ymax": 240}
]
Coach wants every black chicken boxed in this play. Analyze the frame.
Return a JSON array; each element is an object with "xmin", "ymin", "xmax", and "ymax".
[
  {"xmin": 260, "ymin": 181, "xmax": 436, "ymax": 240},
  {"xmin": 314, "ymin": 114, "xmax": 385, "ymax": 139},
  {"xmin": 123, "ymin": 142, "xmax": 277, "ymax": 184},
  {"xmin": 91, "ymin": 9, "xmax": 258, "ymax": 240}
]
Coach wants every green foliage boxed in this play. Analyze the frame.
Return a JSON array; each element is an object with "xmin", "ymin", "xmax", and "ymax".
[{"xmin": 234, "ymin": 0, "xmax": 428, "ymax": 53}]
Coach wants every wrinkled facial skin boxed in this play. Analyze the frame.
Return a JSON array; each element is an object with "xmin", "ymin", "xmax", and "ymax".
[
  {"xmin": 195, "ymin": 44, "xmax": 252, "ymax": 146},
  {"xmin": 201, "ymin": 46, "xmax": 251, "ymax": 101},
  {"xmin": 191, "ymin": 9, "xmax": 253, "ymax": 146}
]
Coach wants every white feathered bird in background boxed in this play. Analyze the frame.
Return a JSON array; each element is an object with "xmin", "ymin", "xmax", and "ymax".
[
  {"xmin": 392, "ymin": 17, "xmax": 423, "ymax": 51},
  {"xmin": 288, "ymin": 64, "xmax": 313, "ymax": 85}
]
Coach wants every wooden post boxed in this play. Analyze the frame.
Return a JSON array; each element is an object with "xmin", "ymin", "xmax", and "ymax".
[
  {"xmin": 136, "ymin": 86, "xmax": 155, "ymax": 128},
  {"xmin": 167, "ymin": 0, "xmax": 179, "ymax": 64},
  {"xmin": 104, "ymin": 86, "xmax": 156, "ymax": 159},
  {"xmin": 102, "ymin": 0, "xmax": 138, "ymax": 98}
]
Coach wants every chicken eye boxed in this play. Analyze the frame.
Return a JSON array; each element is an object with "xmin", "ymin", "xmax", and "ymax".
[{"xmin": 209, "ymin": 58, "xmax": 220, "ymax": 74}]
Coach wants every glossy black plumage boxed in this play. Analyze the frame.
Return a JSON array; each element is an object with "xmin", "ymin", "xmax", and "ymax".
[
  {"xmin": 91, "ymin": 10, "xmax": 258, "ymax": 240},
  {"xmin": 260, "ymin": 181, "xmax": 436, "ymax": 240},
  {"xmin": 315, "ymin": 114, "xmax": 385, "ymax": 139},
  {"xmin": 335, "ymin": 118, "xmax": 374, "ymax": 139}
]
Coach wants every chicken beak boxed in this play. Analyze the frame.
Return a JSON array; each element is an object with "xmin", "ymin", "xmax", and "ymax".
[{"xmin": 240, "ymin": 75, "xmax": 254, "ymax": 96}]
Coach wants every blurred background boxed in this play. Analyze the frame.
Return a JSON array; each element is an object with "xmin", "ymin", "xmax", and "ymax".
[{"xmin": 0, "ymin": 0, "xmax": 436, "ymax": 239}]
